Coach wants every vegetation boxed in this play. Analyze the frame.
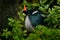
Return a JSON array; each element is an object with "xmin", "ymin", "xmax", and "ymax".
[{"xmin": 0, "ymin": 0, "xmax": 60, "ymax": 40}]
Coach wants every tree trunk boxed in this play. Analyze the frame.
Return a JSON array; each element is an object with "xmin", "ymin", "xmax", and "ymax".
[{"xmin": 0, "ymin": 0, "xmax": 19, "ymax": 32}]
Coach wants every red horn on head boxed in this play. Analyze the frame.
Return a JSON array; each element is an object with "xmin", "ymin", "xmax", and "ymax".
[{"xmin": 23, "ymin": 5, "xmax": 27, "ymax": 11}]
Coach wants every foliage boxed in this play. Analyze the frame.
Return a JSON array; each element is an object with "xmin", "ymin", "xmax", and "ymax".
[
  {"xmin": 45, "ymin": 6, "xmax": 60, "ymax": 28},
  {"xmin": 39, "ymin": 0, "xmax": 53, "ymax": 12},
  {"xmin": 57, "ymin": 0, "xmax": 60, "ymax": 5},
  {"xmin": 1, "ymin": 0, "xmax": 60, "ymax": 40}
]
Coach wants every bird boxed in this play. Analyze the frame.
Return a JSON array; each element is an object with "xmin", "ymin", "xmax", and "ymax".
[{"xmin": 23, "ymin": 5, "xmax": 46, "ymax": 31}]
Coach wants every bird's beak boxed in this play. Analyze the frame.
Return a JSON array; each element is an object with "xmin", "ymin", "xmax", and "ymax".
[{"xmin": 23, "ymin": 5, "xmax": 27, "ymax": 11}]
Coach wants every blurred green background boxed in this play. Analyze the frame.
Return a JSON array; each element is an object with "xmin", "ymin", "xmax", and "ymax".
[{"xmin": 0, "ymin": 0, "xmax": 60, "ymax": 40}]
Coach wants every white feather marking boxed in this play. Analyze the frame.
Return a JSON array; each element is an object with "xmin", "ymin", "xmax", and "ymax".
[
  {"xmin": 25, "ymin": 15, "xmax": 34, "ymax": 31},
  {"xmin": 32, "ymin": 11, "xmax": 38, "ymax": 14}
]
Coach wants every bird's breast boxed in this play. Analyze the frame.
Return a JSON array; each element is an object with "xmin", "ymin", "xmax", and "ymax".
[{"xmin": 25, "ymin": 15, "xmax": 34, "ymax": 31}]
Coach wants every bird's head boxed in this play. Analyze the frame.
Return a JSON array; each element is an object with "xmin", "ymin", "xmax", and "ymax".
[{"xmin": 23, "ymin": 5, "xmax": 28, "ymax": 15}]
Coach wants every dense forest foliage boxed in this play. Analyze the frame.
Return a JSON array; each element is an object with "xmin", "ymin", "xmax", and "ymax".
[{"xmin": 0, "ymin": 0, "xmax": 60, "ymax": 40}]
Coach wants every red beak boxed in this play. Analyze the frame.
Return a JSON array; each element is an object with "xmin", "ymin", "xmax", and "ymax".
[{"xmin": 23, "ymin": 5, "xmax": 27, "ymax": 11}]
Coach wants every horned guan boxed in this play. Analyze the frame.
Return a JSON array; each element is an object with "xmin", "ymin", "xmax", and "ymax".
[{"xmin": 23, "ymin": 5, "xmax": 46, "ymax": 31}]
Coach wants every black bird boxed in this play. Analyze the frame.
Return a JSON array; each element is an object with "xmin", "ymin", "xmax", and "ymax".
[{"xmin": 23, "ymin": 5, "xmax": 46, "ymax": 31}]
